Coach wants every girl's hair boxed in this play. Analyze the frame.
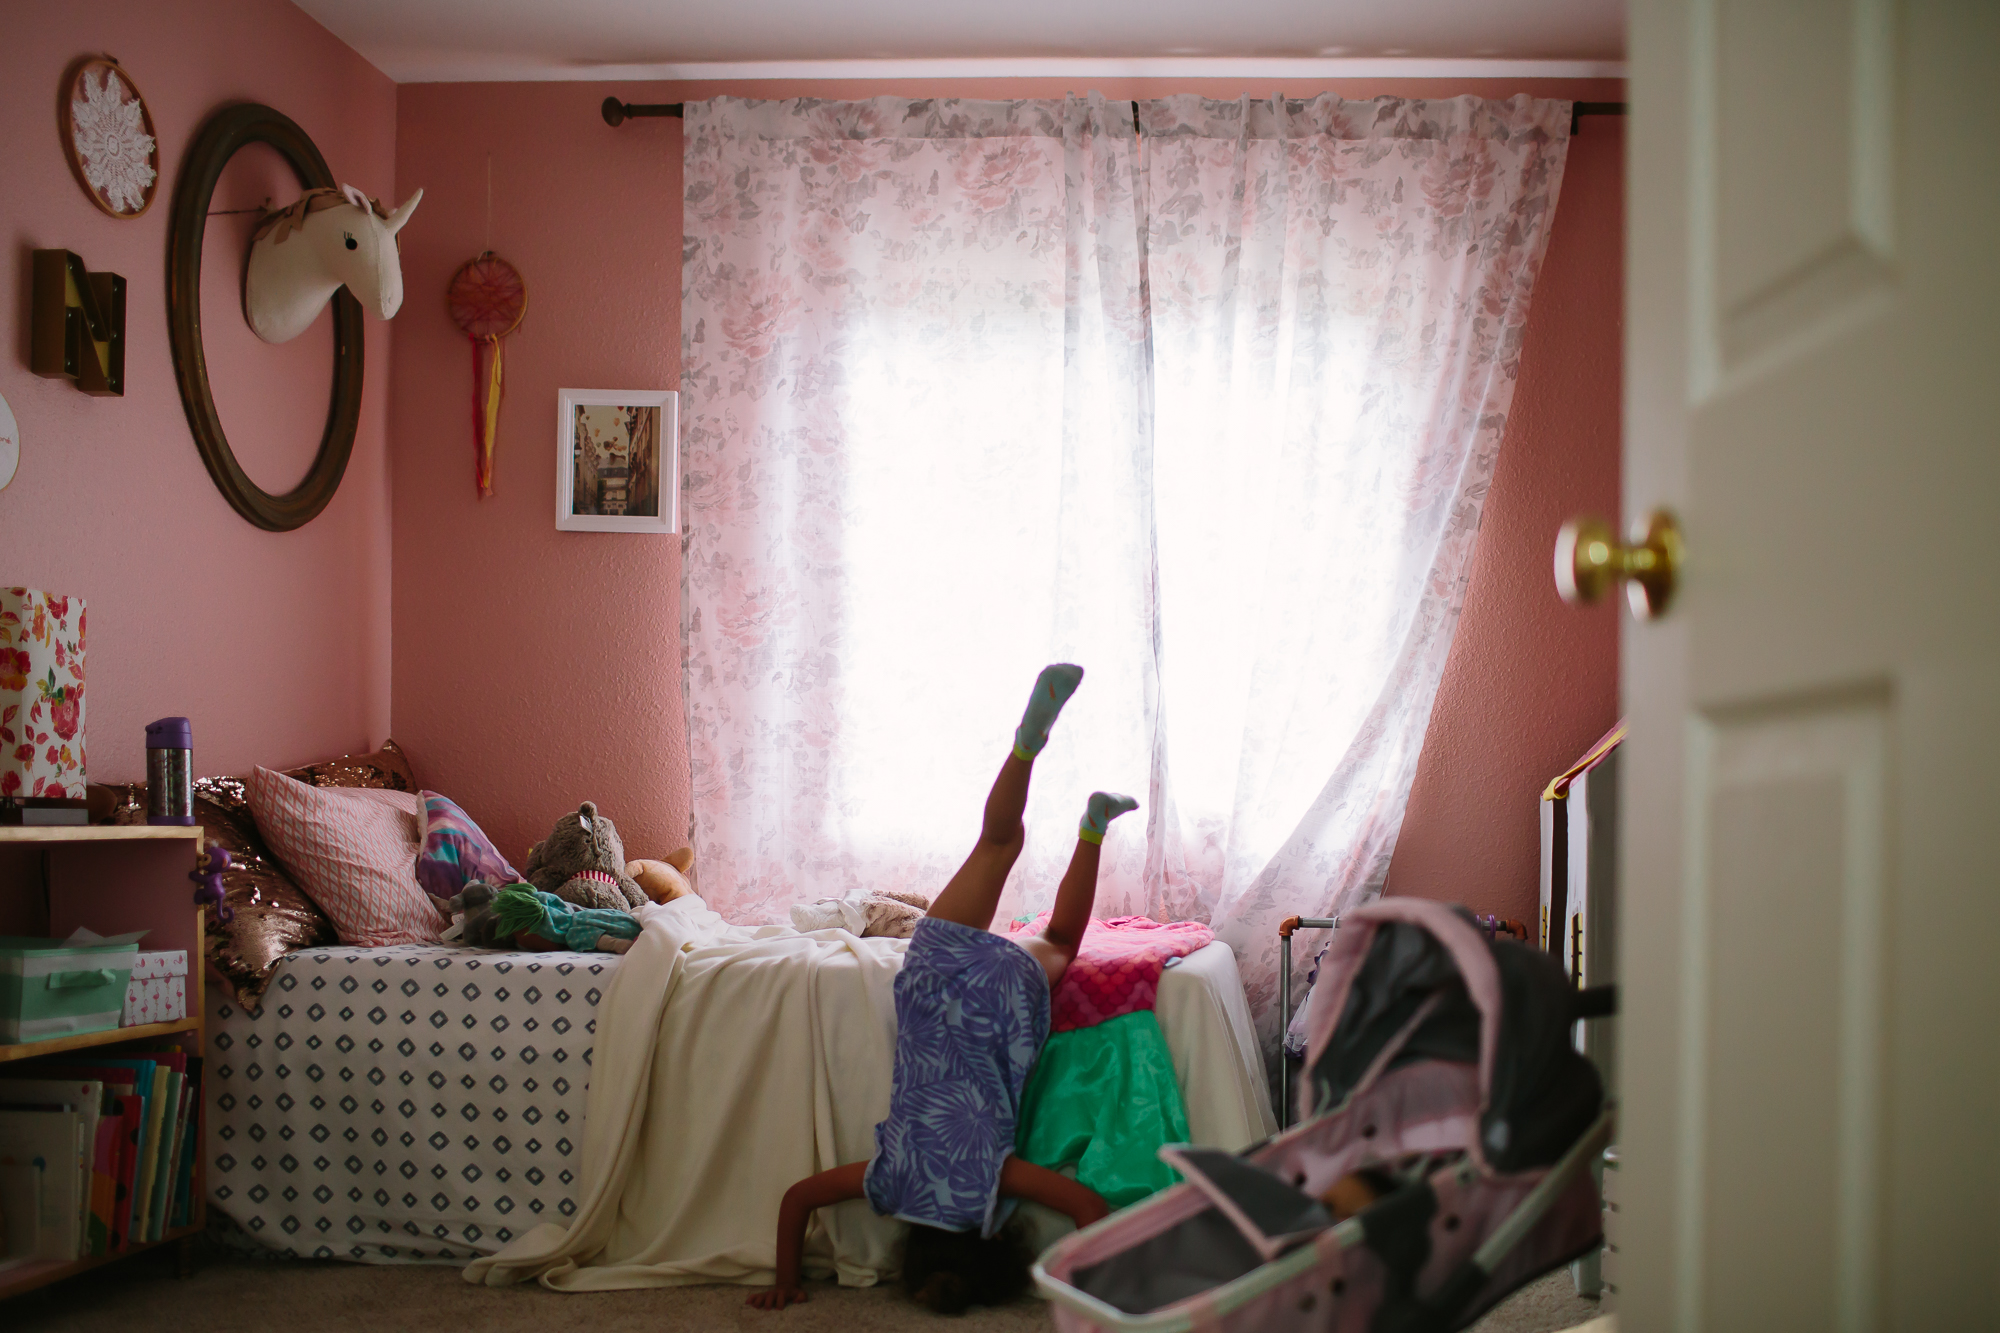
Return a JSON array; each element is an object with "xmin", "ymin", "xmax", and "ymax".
[{"xmin": 901, "ymin": 1221, "xmax": 1034, "ymax": 1315}]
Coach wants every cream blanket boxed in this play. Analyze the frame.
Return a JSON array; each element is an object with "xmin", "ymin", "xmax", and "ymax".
[
  {"xmin": 464, "ymin": 898, "xmax": 1276, "ymax": 1292},
  {"xmin": 464, "ymin": 895, "xmax": 906, "ymax": 1290}
]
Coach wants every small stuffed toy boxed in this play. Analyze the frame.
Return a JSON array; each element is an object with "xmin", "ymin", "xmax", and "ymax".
[
  {"xmin": 490, "ymin": 886, "xmax": 641, "ymax": 954},
  {"xmin": 189, "ymin": 844, "xmax": 234, "ymax": 924},
  {"xmin": 447, "ymin": 881, "xmax": 640, "ymax": 954},
  {"xmin": 789, "ymin": 888, "xmax": 931, "ymax": 939},
  {"xmin": 447, "ymin": 882, "xmax": 509, "ymax": 948},
  {"xmin": 524, "ymin": 802, "xmax": 648, "ymax": 911},
  {"xmin": 626, "ymin": 844, "xmax": 695, "ymax": 904}
]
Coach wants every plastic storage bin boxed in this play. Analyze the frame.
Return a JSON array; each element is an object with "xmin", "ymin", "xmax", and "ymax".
[{"xmin": 0, "ymin": 936, "xmax": 140, "ymax": 1044}]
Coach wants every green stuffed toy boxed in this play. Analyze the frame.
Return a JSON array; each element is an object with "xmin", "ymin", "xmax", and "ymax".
[
  {"xmin": 492, "ymin": 886, "xmax": 641, "ymax": 954},
  {"xmin": 446, "ymin": 881, "xmax": 641, "ymax": 954}
]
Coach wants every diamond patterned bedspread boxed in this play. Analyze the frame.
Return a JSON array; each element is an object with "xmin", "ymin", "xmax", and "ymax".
[{"xmin": 206, "ymin": 944, "xmax": 611, "ymax": 1262}]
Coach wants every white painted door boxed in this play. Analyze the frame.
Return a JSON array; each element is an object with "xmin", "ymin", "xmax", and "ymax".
[{"xmin": 1618, "ymin": 2, "xmax": 1999, "ymax": 1329}]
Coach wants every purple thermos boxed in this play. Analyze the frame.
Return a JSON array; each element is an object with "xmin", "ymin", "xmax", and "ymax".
[{"xmin": 145, "ymin": 717, "xmax": 195, "ymax": 826}]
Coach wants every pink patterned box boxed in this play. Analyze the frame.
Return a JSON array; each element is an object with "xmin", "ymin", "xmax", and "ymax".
[
  {"xmin": 0, "ymin": 588, "xmax": 86, "ymax": 798},
  {"xmin": 122, "ymin": 950, "xmax": 187, "ymax": 1026}
]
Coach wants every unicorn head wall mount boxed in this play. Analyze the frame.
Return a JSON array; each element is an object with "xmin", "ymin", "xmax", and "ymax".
[{"xmin": 245, "ymin": 184, "xmax": 421, "ymax": 343}]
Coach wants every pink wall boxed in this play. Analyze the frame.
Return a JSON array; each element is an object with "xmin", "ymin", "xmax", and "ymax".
[
  {"xmin": 391, "ymin": 76, "xmax": 1622, "ymax": 888},
  {"xmin": 390, "ymin": 82, "xmax": 686, "ymax": 868},
  {"xmin": 1381, "ymin": 116, "xmax": 1625, "ymax": 924},
  {"xmin": 0, "ymin": 0, "xmax": 397, "ymax": 783}
]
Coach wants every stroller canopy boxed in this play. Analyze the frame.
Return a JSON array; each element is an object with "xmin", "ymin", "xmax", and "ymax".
[{"xmin": 1303, "ymin": 901, "xmax": 1602, "ymax": 1172}]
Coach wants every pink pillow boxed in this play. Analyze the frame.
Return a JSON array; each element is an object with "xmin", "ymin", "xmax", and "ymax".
[{"xmin": 245, "ymin": 766, "xmax": 445, "ymax": 946}]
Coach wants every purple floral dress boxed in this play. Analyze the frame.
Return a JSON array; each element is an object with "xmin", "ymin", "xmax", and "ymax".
[{"xmin": 864, "ymin": 917, "xmax": 1051, "ymax": 1235}]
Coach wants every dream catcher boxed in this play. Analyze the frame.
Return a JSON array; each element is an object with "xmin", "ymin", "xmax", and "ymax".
[{"xmin": 446, "ymin": 252, "xmax": 527, "ymax": 497}]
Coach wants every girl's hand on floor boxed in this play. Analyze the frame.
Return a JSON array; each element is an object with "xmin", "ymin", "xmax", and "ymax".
[{"xmin": 747, "ymin": 1284, "xmax": 810, "ymax": 1310}]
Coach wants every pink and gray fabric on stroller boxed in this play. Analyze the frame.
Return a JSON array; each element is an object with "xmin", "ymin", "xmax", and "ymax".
[{"xmin": 1034, "ymin": 898, "xmax": 1613, "ymax": 1332}]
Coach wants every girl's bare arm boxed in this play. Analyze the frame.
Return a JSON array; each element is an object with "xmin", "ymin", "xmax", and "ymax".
[
  {"xmin": 746, "ymin": 1161, "xmax": 870, "ymax": 1310},
  {"xmin": 1000, "ymin": 1156, "xmax": 1112, "ymax": 1230}
]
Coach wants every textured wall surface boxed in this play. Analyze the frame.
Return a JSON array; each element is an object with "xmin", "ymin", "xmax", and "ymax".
[
  {"xmin": 390, "ymin": 82, "xmax": 686, "ymax": 867},
  {"xmin": 389, "ymin": 76, "xmax": 1622, "ymax": 885},
  {"xmin": 1382, "ymin": 117, "xmax": 1626, "ymax": 923},
  {"xmin": 0, "ymin": 0, "xmax": 397, "ymax": 781}
]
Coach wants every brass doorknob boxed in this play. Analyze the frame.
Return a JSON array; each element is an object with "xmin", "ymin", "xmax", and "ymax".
[{"xmin": 1555, "ymin": 508, "xmax": 1684, "ymax": 620}]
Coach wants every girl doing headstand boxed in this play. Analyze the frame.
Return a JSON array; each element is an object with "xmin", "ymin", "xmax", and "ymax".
[{"xmin": 749, "ymin": 664, "xmax": 1137, "ymax": 1312}]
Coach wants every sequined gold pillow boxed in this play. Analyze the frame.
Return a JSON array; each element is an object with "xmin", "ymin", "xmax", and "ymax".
[{"xmin": 92, "ymin": 740, "xmax": 421, "ymax": 1003}]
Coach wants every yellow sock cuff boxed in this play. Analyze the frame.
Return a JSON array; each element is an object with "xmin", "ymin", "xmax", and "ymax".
[
  {"xmin": 1078, "ymin": 825, "xmax": 1103, "ymax": 845},
  {"xmin": 1012, "ymin": 742, "xmax": 1036, "ymax": 763}
]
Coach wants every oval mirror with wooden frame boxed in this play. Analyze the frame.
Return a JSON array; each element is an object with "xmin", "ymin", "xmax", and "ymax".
[{"xmin": 167, "ymin": 103, "xmax": 361, "ymax": 531}]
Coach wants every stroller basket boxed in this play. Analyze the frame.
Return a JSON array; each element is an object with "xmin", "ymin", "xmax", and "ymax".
[{"xmin": 1034, "ymin": 899, "xmax": 1611, "ymax": 1333}]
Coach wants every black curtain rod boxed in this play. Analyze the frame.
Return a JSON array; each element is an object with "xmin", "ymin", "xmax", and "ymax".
[
  {"xmin": 1571, "ymin": 100, "xmax": 1626, "ymax": 133},
  {"xmin": 603, "ymin": 97, "xmax": 684, "ymax": 125},
  {"xmin": 600, "ymin": 96, "xmax": 1627, "ymax": 134}
]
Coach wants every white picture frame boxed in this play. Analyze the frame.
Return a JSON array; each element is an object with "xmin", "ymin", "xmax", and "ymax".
[{"xmin": 555, "ymin": 387, "xmax": 679, "ymax": 533}]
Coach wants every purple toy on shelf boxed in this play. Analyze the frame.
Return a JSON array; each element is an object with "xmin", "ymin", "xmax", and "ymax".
[{"xmin": 190, "ymin": 843, "xmax": 232, "ymax": 923}]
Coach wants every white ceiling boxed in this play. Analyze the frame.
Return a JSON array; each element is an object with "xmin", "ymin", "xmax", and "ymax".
[{"xmin": 292, "ymin": 0, "xmax": 1626, "ymax": 84}]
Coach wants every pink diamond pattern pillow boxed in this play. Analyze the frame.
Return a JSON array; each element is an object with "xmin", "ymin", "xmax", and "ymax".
[{"xmin": 246, "ymin": 766, "xmax": 445, "ymax": 947}]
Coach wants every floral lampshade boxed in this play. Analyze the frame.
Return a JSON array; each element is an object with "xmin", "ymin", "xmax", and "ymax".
[{"xmin": 0, "ymin": 588, "xmax": 86, "ymax": 799}]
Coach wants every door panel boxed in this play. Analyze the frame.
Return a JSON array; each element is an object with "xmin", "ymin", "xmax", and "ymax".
[
  {"xmin": 1700, "ymin": 0, "xmax": 1896, "ymax": 385},
  {"xmin": 1688, "ymin": 692, "xmax": 1887, "ymax": 1332},
  {"xmin": 1623, "ymin": 0, "xmax": 1999, "ymax": 1327}
]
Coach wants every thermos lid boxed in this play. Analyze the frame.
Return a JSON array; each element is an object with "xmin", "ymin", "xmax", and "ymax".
[{"xmin": 145, "ymin": 717, "xmax": 192, "ymax": 750}]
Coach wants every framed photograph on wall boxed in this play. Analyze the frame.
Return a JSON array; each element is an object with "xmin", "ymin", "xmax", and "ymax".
[{"xmin": 556, "ymin": 388, "xmax": 679, "ymax": 533}]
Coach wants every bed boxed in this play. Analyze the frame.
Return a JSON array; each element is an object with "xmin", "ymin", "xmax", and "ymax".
[{"xmin": 207, "ymin": 902, "xmax": 1276, "ymax": 1275}]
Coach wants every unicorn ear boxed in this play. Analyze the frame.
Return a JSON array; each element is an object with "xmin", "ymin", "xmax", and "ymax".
[
  {"xmin": 340, "ymin": 184, "xmax": 371, "ymax": 211},
  {"xmin": 384, "ymin": 188, "xmax": 423, "ymax": 236}
]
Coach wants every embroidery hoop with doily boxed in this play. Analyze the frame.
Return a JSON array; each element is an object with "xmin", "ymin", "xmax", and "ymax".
[{"xmin": 59, "ymin": 56, "xmax": 159, "ymax": 219}]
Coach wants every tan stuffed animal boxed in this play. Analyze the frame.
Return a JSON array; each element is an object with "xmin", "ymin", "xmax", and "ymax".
[{"xmin": 627, "ymin": 845, "xmax": 695, "ymax": 904}]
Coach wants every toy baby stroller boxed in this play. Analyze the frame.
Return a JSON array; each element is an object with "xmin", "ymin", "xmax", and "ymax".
[{"xmin": 1034, "ymin": 898, "xmax": 1613, "ymax": 1332}]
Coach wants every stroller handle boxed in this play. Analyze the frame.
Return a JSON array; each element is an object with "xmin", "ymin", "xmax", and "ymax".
[
  {"xmin": 1573, "ymin": 984, "xmax": 1617, "ymax": 1020},
  {"xmin": 1278, "ymin": 917, "xmax": 1340, "ymax": 1128}
]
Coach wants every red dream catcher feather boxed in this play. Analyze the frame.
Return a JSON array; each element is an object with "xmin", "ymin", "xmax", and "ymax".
[{"xmin": 446, "ymin": 253, "xmax": 527, "ymax": 497}]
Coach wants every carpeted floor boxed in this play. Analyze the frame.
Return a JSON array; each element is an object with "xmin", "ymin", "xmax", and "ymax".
[{"xmin": 7, "ymin": 1246, "xmax": 1603, "ymax": 1332}]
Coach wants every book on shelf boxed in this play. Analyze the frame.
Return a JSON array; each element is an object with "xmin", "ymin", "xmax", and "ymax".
[
  {"xmin": 0, "ymin": 801, "xmax": 90, "ymax": 827},
  {"xmin": 170, "ymin": 1089, "xmax": 198, "ymax": 1229},
  {"xmin": 145, "ymin": 1067, "xmax": 184, "ymax": 1243},
  {"xmin": 89, "ymin": 1113, "xmax": 120, "ymax": 1253},
  {"xmin": 28, "ymin": 1058, "xmax": 157, "ymax": 1247},
  {"xmin": 17, "ymin": 808, "xmax": 90, "ymax": 826},
  {"xmin": 10, "ymin": 1065, "xmax": 147, "ymax": 1253},
  {"xmin": 0, "ymin": 1108, "xmax": 85, "ymax": 1260},
  {"xmin": 0, "ymin": 1079, "xmax": 104, "ymax": 1258},
  {"xmin": 107, "ymin": 1093, "xmax": 140, "ymax": 1250}
]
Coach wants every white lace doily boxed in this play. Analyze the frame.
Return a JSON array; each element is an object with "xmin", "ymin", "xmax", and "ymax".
[{"xmin": 63, "ymin": 60, "xmax": 158, "ymax": 217}]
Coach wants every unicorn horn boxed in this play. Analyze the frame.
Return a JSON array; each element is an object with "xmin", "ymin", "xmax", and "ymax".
[{"xmin": 385, "ymin": 188, "xmax": 423, "ymax": 235}]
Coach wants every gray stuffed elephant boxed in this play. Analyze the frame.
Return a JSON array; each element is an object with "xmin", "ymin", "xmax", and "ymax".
[{"xmin": 523, "ymin": 801, "xmax": 649, "ymax": 911}]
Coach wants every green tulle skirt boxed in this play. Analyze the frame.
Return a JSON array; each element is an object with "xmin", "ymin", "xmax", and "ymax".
[{"xmin": 1015, "ymin": 1009, "xmax": 1189, "ymax": 1208}]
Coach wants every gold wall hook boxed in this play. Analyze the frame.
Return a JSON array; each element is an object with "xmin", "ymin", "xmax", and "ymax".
[{"xmin": 1555, "ymin": 508, "xmax": 1684, "ymax": 620}]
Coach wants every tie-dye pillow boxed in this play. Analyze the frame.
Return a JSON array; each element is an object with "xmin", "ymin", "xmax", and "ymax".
[{"xmin": 416, "ymin": 791, "xmax": 519, "ymax": 899}]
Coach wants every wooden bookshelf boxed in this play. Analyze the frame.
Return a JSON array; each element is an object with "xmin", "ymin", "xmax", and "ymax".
[
  {"xmin": 0, "ymin": 1222, "xmax": 202, "ymax": 1300},
  {"xmin": 0, "ymin": 826, "xmax": 201, "ymax": 845},
  {"xmin": 0, "ymin": 826, "xmax": 207, "ymax": 1299},
  {"xmin": 0, "ymin": 1015, "xmax": 200, "ymax": 1066}
]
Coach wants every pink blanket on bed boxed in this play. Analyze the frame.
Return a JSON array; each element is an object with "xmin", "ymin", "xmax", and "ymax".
[{"xmin": 1006, "ymin": 914, "xmax": 1215, "ymax": 1033}]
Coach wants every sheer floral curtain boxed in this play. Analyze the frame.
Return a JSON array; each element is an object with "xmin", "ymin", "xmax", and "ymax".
[
  {"xmin": 681, "ymin": 93, "xmax": 1570, "ymax": 1038},
  {"xmin": 1140, "ymin": 95, "xmax": 1572, "ymax": 1033},
  {"xmin": 679, "ymin": 95, "xmax": 1162, "ymax": 928}
]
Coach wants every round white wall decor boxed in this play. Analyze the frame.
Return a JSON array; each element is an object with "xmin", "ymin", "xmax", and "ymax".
[{"xmin": 0, "ymin": 389, "xmax": 18, "ymax": 491}]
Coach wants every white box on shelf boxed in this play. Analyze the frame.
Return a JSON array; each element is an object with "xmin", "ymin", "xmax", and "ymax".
[
  {"xmin": 130, "ymin": 950, "xmax": 185, "ymax": 982},
  {"xmin": 121, "ymin": 950, "xmax": 187, "ymax": 1027}
]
